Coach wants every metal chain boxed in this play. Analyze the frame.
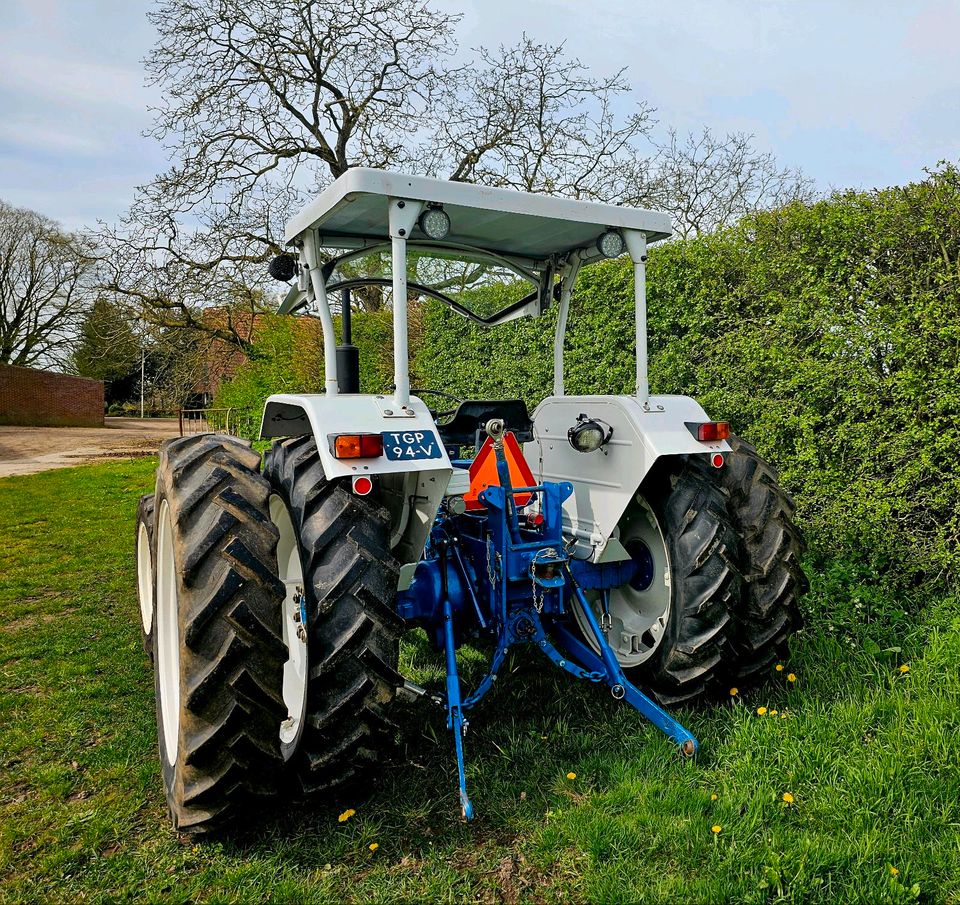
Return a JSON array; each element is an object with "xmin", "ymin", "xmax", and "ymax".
[
  {"xmin": 600, "ymin": 588, "xmax": 613, "ymax": 636},
  {"xmin": 486, "ymin": 538, "xmax": 498, "ymax": 587},
  {"xmin": 530, "ymin": 547, "xmax": 561, "ymax": 614},
  {"xmin": 532, "ymin": 568, "xmax": 544, "ymax": 613}
]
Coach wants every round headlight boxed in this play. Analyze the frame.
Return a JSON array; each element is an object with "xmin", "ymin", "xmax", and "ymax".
[
  {"xmin": 567, "ymin": 415, "xmax": 613, "ymax": 453},
  {"xmin": 418, "ymin": 206, "xmax": 451, "ymax": 240},
  {"xmin": 597, "ymin": 230, "xmax": 625, "ymax": 258}
]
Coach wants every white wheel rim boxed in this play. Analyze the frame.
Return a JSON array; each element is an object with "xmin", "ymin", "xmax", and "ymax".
[
  {"xmin": 573, "ymin": 495, "xmax": 672, "ymax": 668},
  {"xmin": 155, "ymin": 499, "xmax": 180, "ymax": 765},
  {"xmin": 270, "ymin": 495, "xmax": 309, "ymax": 761},
  {"xmin": 136, "ymin": 520, "xmax": 154, "ymax": 635}
]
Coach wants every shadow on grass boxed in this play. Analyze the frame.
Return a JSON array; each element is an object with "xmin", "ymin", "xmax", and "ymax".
[{"xmin": 219, "ymin": 630, "xmax": 764, "ymax": 865}]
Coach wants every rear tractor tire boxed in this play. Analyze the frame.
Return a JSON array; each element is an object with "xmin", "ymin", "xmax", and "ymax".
[
  {"xmin": 574, "ymin": 456, "xmax": 743, "ymax": 705},
  {"xmin": 263, "ymin": 436, "xmax": 403, "ymax": 798},
  {"xmin": 718, "ymin": 436, "xmax": 807, "ymax": 685},
  {"xmin": 151, "ymin": 434, "xmax": 287, "ymax": 833},
  {"xmin": 135, "ymin": 494, "xmax": 156, "ymax": 660}
]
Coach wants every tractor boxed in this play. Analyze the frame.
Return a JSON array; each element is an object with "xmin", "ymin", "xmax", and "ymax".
[{"xmin": 134, "ymin": 169, "xmax": 806, "ymax": 831}]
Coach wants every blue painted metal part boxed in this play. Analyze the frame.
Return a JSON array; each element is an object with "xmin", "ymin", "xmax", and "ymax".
[
  {"xmin": 442, "ymin": 596, "xmax": 473, "ymax": 820},
  {"xmin": 558, "ymin": 575, "xmax": 699, "ymax": 755},
  {"xmin": 395, "ymin": 471, "xmax": 698, "ymax": 819}
]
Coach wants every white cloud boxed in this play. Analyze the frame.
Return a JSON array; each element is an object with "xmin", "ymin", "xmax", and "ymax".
[
  {"xmin": 0, "ymin": 49, "xmax": 150, "ymax": 113},
  {"xmin": 0, "ymin": 117, "xmax": 109, "ymax": 156}
]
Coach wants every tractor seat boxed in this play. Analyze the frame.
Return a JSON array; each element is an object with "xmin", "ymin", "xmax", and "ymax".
[{"xmin": 437, "ymin": 399, "xmax": 534, "ymax": 447}]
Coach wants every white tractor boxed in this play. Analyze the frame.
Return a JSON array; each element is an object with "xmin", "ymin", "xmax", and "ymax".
[{"xmin": 135, "ymin": 169, "xmax": 805, "ymax": 830}]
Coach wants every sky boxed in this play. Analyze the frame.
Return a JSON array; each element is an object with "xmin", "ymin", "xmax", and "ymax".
[{"xmin": 0, "ymin": 0, "xmax": 958, "ymax": 231}]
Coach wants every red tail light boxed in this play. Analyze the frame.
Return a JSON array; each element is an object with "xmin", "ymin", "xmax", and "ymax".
[
  {"xmin": 694, "ymin": 422, "xmax": 731, "ymax": 442},
  {"xmin": 331, "ymin": 433, "xmax": 383, "ymax": 459}
]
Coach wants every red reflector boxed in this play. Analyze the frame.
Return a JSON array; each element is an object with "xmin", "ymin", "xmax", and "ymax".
[
  {"xmin": 352, "ymin": 475, "xmax": 373, "ymax": 496},
  {"xmin": 697, "ymin": 422, "xmax": 731, "ymax": 442},
  {"xmin": 527, "ymin": 512, "xmax": 545, "ymax": 528},
  {"xmin": 332, "ymin": 433, "xmax": 383, "ymax": 459},
  {"xmin": 711, "ymin": 453, "xmax": 724, "ymax": 469}
]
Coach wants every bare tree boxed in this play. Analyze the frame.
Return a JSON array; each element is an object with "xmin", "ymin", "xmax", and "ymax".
[
  {"xmin": 98, "ymin": 0, "xmax": 655, "ymax": 332},
  {"xmin": 98, "ymin": 0, "xmax": 811, "ymax": 345},
  {"xmin": 0, "ymin": 200, "xmax": 95, "ymax": 368},
  {"xmin": 641, "ymin": 128, "xmax": 815, "ymax": 238},
  {"xmin": 430, "ymin": 37, "xmax": 653, "ymax": 199}
]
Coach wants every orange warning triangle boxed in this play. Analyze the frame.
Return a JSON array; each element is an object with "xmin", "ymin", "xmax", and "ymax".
[{"xmin": 464, "ymin": 432, "xmax": 536, "ymax": 512}]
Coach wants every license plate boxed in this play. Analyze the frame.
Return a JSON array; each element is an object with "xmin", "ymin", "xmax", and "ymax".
[{"xmin": 381, "ymin": 430, "xmax": 443, "ymax": 461}]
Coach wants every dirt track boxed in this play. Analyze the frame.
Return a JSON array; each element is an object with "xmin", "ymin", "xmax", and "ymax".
[{"xmin": 0, "ymin": 418, "xmax": 181, "ymax": 478}]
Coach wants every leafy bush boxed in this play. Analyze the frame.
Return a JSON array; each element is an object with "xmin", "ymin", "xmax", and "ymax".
[
  {"xmin": 213, "ymin": 308, "xmax": 397, "ymax": 417},
  {"xmin": 216, "ymin": 165, "xmax": 960, "ymax": 628}
]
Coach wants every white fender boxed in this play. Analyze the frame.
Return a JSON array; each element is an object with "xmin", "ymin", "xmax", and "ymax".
[
  {"xmin": 526, "ymin": 394, "xmax": 732, "ymax": 560},
  {"xmin": 260, "ymin": 393, "xmax": 453, "ymax": 566}
]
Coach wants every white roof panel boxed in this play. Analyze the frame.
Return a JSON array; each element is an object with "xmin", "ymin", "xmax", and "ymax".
[{"xmin": 284, "ymin": 169, "xmax": 671, "ymax": 259}]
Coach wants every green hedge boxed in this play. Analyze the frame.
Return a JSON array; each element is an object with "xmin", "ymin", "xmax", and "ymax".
[{"xmin": 417, "ymin": 165, "xmax": 960, "ymax": 592}]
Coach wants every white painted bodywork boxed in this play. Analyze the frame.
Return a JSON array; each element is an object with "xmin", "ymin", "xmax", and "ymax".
[
  {"xmin": 260, "ymin": 392, "xmax": 452, "ymax": 564},
  {"xmin": 526, "ymin": 395, "xmax": 731, "ymax": 560}
]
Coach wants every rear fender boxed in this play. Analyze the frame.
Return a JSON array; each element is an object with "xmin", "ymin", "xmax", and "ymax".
[
  {"xmin": 260, "ymin": 393, "xmax": 454, "ymax": 566},
  {"xmin": 526, "ymin": 394, "xmax": 731, "ymax": 561}
]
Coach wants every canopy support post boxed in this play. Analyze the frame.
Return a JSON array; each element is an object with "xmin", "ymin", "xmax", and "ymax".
[
  {"xmin": 388, "ymin": 198, "xmax": 425, "ymax": 408},
  {"xmin": 623, "ymin": 231, "xmax": 649, "ymax": 408}
]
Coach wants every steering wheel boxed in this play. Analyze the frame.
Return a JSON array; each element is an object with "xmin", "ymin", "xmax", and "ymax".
[{"xmin": 411, "ymin": 388, "xmax": 465, "ymax": 422}]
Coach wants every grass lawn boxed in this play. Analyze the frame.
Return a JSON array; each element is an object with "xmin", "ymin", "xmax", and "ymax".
[{"xmin": 1, "ymin": 458, "xmax": 958, "ymax": 903}]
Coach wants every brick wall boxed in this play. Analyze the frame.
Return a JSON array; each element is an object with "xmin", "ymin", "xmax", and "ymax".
[{"xmin": 0, "ymin": 364, "xmax": 104, "ymax": 427}]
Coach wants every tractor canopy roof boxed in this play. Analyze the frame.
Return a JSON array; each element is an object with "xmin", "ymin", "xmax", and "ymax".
[{"xmin": 285, "ymin": 168, "xmax": 671, "ymax": 263}]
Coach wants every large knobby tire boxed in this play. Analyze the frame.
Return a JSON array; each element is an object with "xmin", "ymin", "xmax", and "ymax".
[
  {"xmin": 135, "ymin": 494, "xmax": 156, "ymax": 660},
  {"xmin": 718, "ymin": 436, "xmax": 807, "ymax": 684},
  {"xmin": 263, "ymin": 436, "xmax": 403, "ymax": 797},
  {"xmin": 152, "ymin": 434, "xmax": 286, "ymax": 833},
  {"xmin": 629, "ymin": 456, "xmax": 744, "ymax": 705}
]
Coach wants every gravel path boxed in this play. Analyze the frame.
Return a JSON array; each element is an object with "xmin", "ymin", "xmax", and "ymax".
[{"xmin": 0, "ymin": 418, "xmax": 181, "ymax": 477}]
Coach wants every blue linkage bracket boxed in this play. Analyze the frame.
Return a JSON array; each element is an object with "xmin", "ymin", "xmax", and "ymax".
[
  {"xmin": 553, "ymin": 570, "xmax": 699, "ymax": 756},
  {"xmin": 441, "ymin": 597, "xmax": 474, "ymax": 820},
  {"xmin": 429, "ymin": 474, "xmax": 697, "ymax": 820}
]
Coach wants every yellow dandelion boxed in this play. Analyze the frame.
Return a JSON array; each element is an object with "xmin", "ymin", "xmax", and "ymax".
[
  {"xmin": 770, "ymin": 710, "xmax": 778, "ymax": 716},
  {"xmin": 890, "ymin": 867, "xmax": 899, "ymax": 876},
  {"xmin": 710, "ymin": 793, "xmax": 718, "ymax": 801},
  {"xmin": 711, "ymin": 825, "xmax": 722, "ymax": 834},
  {"xmin": 787, "ymin": 673, "xmax": 797, "ymax": 683},
  {"xmin": 757, "ymin": 706, "xmax": 767, "ymax": 715},
  {"xmin": 782, "ymin": 792, "xmax": 794, "ymax": 804},
  {"xmin": 899, "ymin": 664, "xmax": 910, "ymax": 674},
  {"xmin": 368, "ymin": 842, "xmax": 379, "ymax": 852},
  {"xmin": 729, "ymin": 687, "xmax": 739, "ymax": 696},
  {"xmin": 566, "ymin": 772, "xmax": 577, "ymax": 780},
  {"xmin": 780, "ymin": 712, "xmax": 788, "ymax": 719},
  {"xmin": 775, "ymin": 664, "xmax": 784, "ymax": 672},
  {"xmin": 338, "ymin": 808, "xmax": 356, "ymax": 823}
]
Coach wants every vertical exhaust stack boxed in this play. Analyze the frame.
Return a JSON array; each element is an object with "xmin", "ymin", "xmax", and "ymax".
[{"xmin": 336, "ymin": 287, "xmax": 360, "ymax": 394}]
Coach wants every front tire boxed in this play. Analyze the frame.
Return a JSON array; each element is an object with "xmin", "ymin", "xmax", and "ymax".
[
  {"xmin": 263, "ymin": 436, "xmax": 403, "ymax": 798},
  {"xmin": 135, "ymin": 494, "xmax": 156, "ymax": 660},
  {"xmin": 152, "ymin": 435, "xmax": 286, "ymax": 833}
]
